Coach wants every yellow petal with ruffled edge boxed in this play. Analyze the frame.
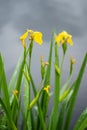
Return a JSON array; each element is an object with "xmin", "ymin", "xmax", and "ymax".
[
  {"xmin": 31, "ymin": 32, "xmax": 43, "ymax": 45},
  {"xmin": 20, "ymin": 31, "xmax": 28, "ymax": 41},
  {"xmin": 67, "ymin": 37, "xmax": 73, "ymax": 46},
  {"xmin": 20, "ymin": 31, "xmax": 28, "ymax": 48},
  {"xmin": 55, "ymin": 31, "xmax": 73, "ymax": 46}
]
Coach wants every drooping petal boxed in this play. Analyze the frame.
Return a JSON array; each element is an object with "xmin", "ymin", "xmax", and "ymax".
[
  {"xmin": 20, "ymin": 31, "xmax": 28, "ymax": 41},
  {"xmin": 67, "ymin": 37, "xmax": 73, "ymax": 46},
  {"xmin": 32, "ymin": 32, "xmax": 43, "ymax": 45}
]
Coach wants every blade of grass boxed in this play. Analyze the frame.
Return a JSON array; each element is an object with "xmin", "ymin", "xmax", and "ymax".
[
  {"xmin": 8, "ymin": 54, "xmax": 23, "ymax": 96},
  {"xmin": 57, "ymin": 84, "xmax": 75, "ymax": 130},
  {"xmin": 11, "ymin": 49, "xmax": 26, "ymax": 123},
  {"xmin": 59, "ymin": 80, "xmax": 76, "ymax": 102},
  {"xmin": 30, "ymin": 73, "xmax": 46, "ymax": 130},
  {"xmin": 60, "ymin": 76, "xmax": 71, "ymax": 96},
  {"xmin": 73, "ymin": 108, "xmax": 87, "ymax": 130},
  {"xmin": 0, "ymin": 53, "xmax": 14, "ymax": 130},
  {"xmin": 23, "ymin": 66, "xmax": 31, "ymax": 130},
  {"xmin": 0, "ymin": 54, "xmax": 10, "ymax": 110},
  {"xmin": 48, "ymin": 41, "xmax": 60, "ymax": 130},
  {"xmin": 0, "ymin": 98, "xmax": 17, "ymax": 130},
  {"xmin": 23, "ymin": 65, "xmax": 30, "ymax": 116},
  {"xmin": 40, "ymin": 32, "xmax": 54, "ymax": 121},
  {"xmin": 64, "ymin": 53, "xmax": 87, "ymax": 130}
]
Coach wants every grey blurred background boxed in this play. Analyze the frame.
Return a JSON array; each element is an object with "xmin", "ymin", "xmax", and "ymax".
[{"xmin": 0, "ymin": 0, "xmax": 87, "ymax": 129}]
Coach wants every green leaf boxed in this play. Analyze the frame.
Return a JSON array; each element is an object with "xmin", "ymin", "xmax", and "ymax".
[
  {"xmin": 0, "ymin": 54, "xmax": 11, "ymax": 116},
  {"xmin": 40, "ymin": 32, "xmax": 54, "ymax": 119},
  {"xmin": 23, "ymin": 65, "xmax": 30, "ymax": 116},
  {"xmin": 64, "ymin": 53, "xmax": 87, "ymax": 130},
  {"xmin": 73, "ymin": 108, "xmax": 87, "ymax": 130},
  {"xmin": 30, "ymin": 73, "xmax": 46, "ymax": 130},
  {"xmin": 59, "ymin": 80, "xmax": 76, "ymax": 102},
  {"xmin": 48, "ymin": 41, "xmax": 60, "ymax": 130},
  {"xmin": 8, "ymin": 54, "xmax": 23, "ymax": 96},
  {"xmin": 28, "ymin": 90, "xmax": 41, "ymax": 110},
  {"xmin": 11, "ymin": 51, "xmax": 26, "ymax": 123},
  {"xmin": 57, "ymin": 91, "xmax": 73, "ymax": 130},
  {"xmin": 0, "ymin": 98, "xmax": 17, "ymax": 130},
  {"xmin": 60, "ymin": 76, "xmax": 71, "ymax": 96},
  {"xmin": 54, "ymin": 64, "xmax": 61, "ymax": 75}
]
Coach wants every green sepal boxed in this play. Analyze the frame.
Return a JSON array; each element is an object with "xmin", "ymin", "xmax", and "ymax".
[{"xmin": 62, "ymin": 42, "xmax": 67, "ymax": 55}]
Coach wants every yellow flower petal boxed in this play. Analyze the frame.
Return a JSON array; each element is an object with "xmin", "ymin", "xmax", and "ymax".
[
  {"xmin": 22, "ymin": 40, "xmax": 26, "ymax": 48},
  {"xmin": 67, "ymin": 37, "xmax": 73, "ymax": 46},
  {"xmin": 20, "ymin": 31, "xmax": 28, "ymax": 41},
  {"xmin": 31, "ymin": 32, "xmax": 43, "ymax": 45},
  {"xmin": 55, "ymin": 35, "xmax": 61, "ymax": 46},
  {"xmin": 27, "ymin": 29, "xmax": 33, "ymax": 33}
]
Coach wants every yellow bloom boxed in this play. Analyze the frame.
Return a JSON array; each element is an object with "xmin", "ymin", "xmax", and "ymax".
[
  {"xmin": 30, "ymin": 31, "xmax": 43, "ymax": 45},
  {"xmin": 20, "ymin": 29, "xmax": 43, "ymax": 46},
  {"xmin": 13, "ymin": 90, "xmax": 18, "ymax": 96},
  {"xmin": 55, "ymin": 31, "xmax": 73, "ymax": 46},
  {"xmin": 20, "ymin": 31, "xmax": 28, "ymax": 47},
  {"xmin": 43, "ymin": 85, "xmax": 50, "ymax": 94}
]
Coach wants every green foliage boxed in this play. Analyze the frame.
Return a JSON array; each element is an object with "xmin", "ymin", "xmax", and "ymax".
[
  {"xmin": 0, "ymin": 30, "xmax": 87, "ymax": 130},
  {"xmin": 73, "ymin": 108, "xmax": 87, "ymax": 130}
]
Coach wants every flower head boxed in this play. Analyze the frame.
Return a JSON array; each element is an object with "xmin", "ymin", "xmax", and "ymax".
[
  {"xmin": 20, "ymin": 29, "xmax": 43, "ymax": 47},
  {"xmin": 55, "ymin": 31, "xmax": 73, "ymax": 46},
  {"xmin": 43, "ymin": 85, "xmax": 50, "ymax": 94},
  {"xmin": 30, "ymin": 31, "xmax": 43, "ymax": 45}
]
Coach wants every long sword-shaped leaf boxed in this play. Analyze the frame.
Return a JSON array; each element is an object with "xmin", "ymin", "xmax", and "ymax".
[
  {"xmin": 64, "ymin": 53, "xmax": 87, "ymax": 130},
  {"xmin": 57, "ymin": 87, "xmax": 74, "ymax": 130},
  {"xmin": 73, "ymin": 108, "xmax": 87, "ymax": 130},
  {"xmin": 30, "ymin": 74, "xmax": 46, "ymax": 130},
  {"xmin": 0, "ymin": 98, "xmax": 17, "ymax": 130},
  {"xmin": 0, "ymin": 54, "xmax": 12, "ymax": 125},
  {"xmin": 11, "ymin": 50, "xmax": 26, "ymax": 122},
  {"xmin": 8, "ymin": 54, "xmax": 23, "ymax": 95},
  {"xmin": 0, "ymin": 53, "xmax": 18, "ymax": 130},
  {"xmin": 40, "ymin": 32, "xmax": 54, "ymax": 121},
  {"xmin": 48, "ymin": 42, "xmax": 60, "ymax": 130},
  {"xmin": 0, "ymin": 54, "xmax": 10, "ymax": 110}
]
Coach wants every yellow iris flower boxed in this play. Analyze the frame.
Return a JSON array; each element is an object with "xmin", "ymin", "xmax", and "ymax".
[
  {"xmin": 55, "ymin": 31, "xmax": 73, "ymax": 46},
  {"xmin": 20, "ymin": 29, "xmax": 43, "ymax": 47},
  {"xmin": 30, "ymin": 31, "xmax": 43, "ymax": 45},
  {"xmin": 43, "ymin": 85, "xmax": 50, "ymax": 94}
]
